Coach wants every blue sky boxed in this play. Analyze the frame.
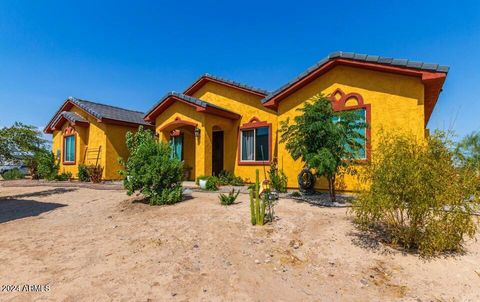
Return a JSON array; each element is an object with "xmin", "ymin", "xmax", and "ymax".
[{"xmin": 0, "ymin": 0, "xmax": 479, "ymax": 139}]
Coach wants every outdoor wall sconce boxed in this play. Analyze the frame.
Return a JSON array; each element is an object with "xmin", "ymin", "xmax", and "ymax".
[{"xmin": 194, "ymin": 127, "xmax": 201, "ymax": 138}]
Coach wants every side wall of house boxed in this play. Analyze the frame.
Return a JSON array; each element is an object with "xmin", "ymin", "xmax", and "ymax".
[
  {"xmin": 52, "ymin": 107, "xmax": 108, "ymax": 178},
  {"xmin": 277, "ymin": 65, "xmax": 425, "ymax": 191},
  {"xmin": 104, "ymin": 124, "xmax": 140, "ymax": 180}
]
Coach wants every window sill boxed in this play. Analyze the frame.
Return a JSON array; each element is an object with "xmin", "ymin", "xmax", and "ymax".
[{"xmin": 238, "ymin": 160, "xmax": 271, "ymax": 166}]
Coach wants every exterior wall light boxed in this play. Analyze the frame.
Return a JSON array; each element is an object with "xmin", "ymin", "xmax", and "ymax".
[{"xmin": 194, "ymin": 127, "xmax": 201, "ymax": 138}]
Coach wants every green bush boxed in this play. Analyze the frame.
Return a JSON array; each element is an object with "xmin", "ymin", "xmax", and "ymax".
[
  {"xmin": 55, "ymin": 172, "xmax": 72, "ymax": 181},
  {"xmin": 218, "ymin": 170, "xmax": 244, "ymax": 186},
  {"xmin": 219, "ymin": 188, "xmax": 240, "ymax": 205},
  {"xmin": 36, "ymin": 150, "xmax": 59, "ymax": 180},
  {"xmin": 120, "ymin": 127, "xmax": 183, "ymax": 205},
  {"xmin": 351, "ymin": 131, "xmax": 480, "ymax": 257},
  {"xmin": 268, "ymin": 159, "xmax": 288, "ymax": 193},
  {"xmin": 86, "ymin": 165, "xmax": 103, "ymax": 183},
  {"xmin": 2, "ymin": 168, "xmax": 25, "ymax": 180},
  {"xmin": 78, "ymin": 164, "xmax": 90, "ymax": 182},
  {"xmin": 196, "ymin": 175, "xmax": 219, "ymax": 191}
]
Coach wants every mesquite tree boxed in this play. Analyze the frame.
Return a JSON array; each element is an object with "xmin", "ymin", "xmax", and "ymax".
[{"xmin": 280, "ymin": 95, "xmax": 367, "ymax": 202}]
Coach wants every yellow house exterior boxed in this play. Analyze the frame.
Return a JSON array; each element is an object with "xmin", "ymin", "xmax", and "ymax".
[
  {"xmin": 45, "ymin": 52, "xmax": 448, "ymax": 190},
  {"xmin": 144, "ymin": 52, "xmax": 448, "ymax": 190},
  {"xmin": 44, "ymin": 97, "xmax": 153, "ymax": 180}
]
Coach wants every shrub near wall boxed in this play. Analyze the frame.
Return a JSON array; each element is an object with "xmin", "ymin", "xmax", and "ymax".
[
  {"xmin": 120, "ymin": 127, "xmax": 183, "ymax": 205},
  {"xmin": 352, "ymin": 131, "xmax": 480, "ymax": 257}
]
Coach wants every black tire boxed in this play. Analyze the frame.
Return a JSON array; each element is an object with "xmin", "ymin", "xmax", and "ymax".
[{"xmin": 297, "ymin": 168, "xmax": 315, "ymax": 194}]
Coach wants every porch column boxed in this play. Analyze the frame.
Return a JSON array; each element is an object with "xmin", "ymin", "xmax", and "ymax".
[{"xmin": 195, "ymin": 125, "xmax": 213, "ymax": 177}]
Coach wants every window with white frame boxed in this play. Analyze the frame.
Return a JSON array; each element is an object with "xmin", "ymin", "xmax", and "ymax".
[{"xmin": 240, "ymin": 126, "xmax": 269, "ymax": 162}]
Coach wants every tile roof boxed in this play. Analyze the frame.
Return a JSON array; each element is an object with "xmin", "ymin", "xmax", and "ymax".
[
  {"xmin": 262, "ymin": 51, "xmax": 450, "ymax": 103},
  {"xmin": 60, "ymin": 111, "xmax": 88, "ymax": 124},
  {"xmin": 145, "ymin": 91, "xmax": 239, "ymax": 117},
  {"xmin": 190, "ymin": 73, "xmax": 270, "ymax": 96},
  {"xmin": 68, "ymin": 97, "xmax": 150, "ymax": 126}
]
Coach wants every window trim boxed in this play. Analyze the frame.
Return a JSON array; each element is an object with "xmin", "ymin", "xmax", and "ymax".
[
  {"xmin": 330, "ymin": 88, "xmax": 371, "ymax": 162},
  {"xmin": 238, "ymin": 117, "xmax": 272, "ymax": 166},
  {"xmin": 63, "ymin": 134, "xmax": 76, "ymax": 165}
]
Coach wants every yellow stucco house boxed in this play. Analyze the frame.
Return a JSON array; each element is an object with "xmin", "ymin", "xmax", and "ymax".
[
  {"xmin": 44, "ymin": 97, "xmax": 153, "ymax": 180},
  {"xmin": 45, "ymin": 52, "xmax": 448, "ymax": 190}
]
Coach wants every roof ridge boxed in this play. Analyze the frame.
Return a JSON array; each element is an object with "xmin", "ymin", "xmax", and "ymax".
[
  {"xmin": 184, "ymin": 73, "xmax": 270, "ymax": 96},
  {"xmin": 69, "ymin": 96, "xmax": 145, "ymax": 114}
]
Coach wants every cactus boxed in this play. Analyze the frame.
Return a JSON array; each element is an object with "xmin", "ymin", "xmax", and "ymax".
[
  {"xmin": 250, "ymin": 169, "xmax": 266, "ymax": 226},
  {"xmin": 250, "ymin": 189, "xmax": 256, "ymax": 225}
]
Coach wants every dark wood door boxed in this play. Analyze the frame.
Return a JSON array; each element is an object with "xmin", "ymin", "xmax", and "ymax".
[{"xmin": 212, "ymin": 131, "xmax": 224, "ymax": 176}]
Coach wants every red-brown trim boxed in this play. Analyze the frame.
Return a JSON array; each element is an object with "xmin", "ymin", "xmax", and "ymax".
[
  {"xmin": 62, "ymin": 126, "xmax": 76, "ymax": 165},
  {"xmin": 144, "ymin": 95, "xmax": 241, "ymax": 122},
  {"xmin": 160, "ymin": 116, "xmax": 198, "ymax": 132},
  {"xmin": 329, "ymin": 88, "xmax": 371, "ymax": 163},
  {"xmin": 100, "ymin": 117, "xmax": 154, "ymax": 129},
  {"xmin": 237, "ymin": 118, "xmax": 272, "ymax": 166},
  {"xmin": 263, "ymin": 58, "xmax": 447, "ymax": 125},
  {"xmin": 184, "ymin": 75, "xmax": 268, "ymax": 98}
]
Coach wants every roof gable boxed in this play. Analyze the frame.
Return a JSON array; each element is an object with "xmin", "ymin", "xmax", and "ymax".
[
  {"xmin": 184, "ymin": 74, "xmax": 269, "ymax": 98},
  {"xmin": 261, "ymin": 51, "xmax": 448, "ymax": 124},
  {"xmin": 44, "ymin": 97, "xmax": 152, "ymax": 133},
  {"xmin": 144, "ymin": 92, "xmax": 241, "ymax": 122}
]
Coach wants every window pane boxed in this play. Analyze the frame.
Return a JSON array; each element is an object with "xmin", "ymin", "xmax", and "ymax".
[
  {"xmin": 255, "ymin": 127, "xmax": 269, "ymax": 161},
  {"xmin": 354, "ymin": 109, "xmax": 366, "ymax": 159},
  {"xmin": 65, "ymin": 136, "xmax": 75, "ymax": 162},
  {"xmin": 241, "ymin": 130, "xmax": 254, "ymax": 161}
]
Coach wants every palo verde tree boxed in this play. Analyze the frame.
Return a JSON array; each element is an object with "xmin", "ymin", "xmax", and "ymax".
[
  {"xmin": 280, "ymin": 95, "xmax": 367, "ymax": 202},
  {"xmin": 455, "ymin": 130, "xmax": 480, "ymax": 171}
]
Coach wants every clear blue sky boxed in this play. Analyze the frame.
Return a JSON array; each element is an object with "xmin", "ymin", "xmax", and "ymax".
[{"xmin": 1, "ymin": 0, "xmax": 479, "ymax": 139}]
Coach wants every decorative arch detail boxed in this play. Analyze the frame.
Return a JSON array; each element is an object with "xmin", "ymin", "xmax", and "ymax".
[
  {"xmin": 63, "ymin": 125, "xmax": 76, "ymax": 135},
  {"xmin": 240, "ymin": 116, "xmax": 270, "ymax": 129}
]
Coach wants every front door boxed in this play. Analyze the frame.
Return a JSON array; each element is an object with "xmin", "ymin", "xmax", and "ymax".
[
  {"xmin": 170, "ymin": 135, "xmax": 183, "ymax": 160},
  {"xmin": 212, "ymin": 131, "xmax": 224, "ymax": 176}
]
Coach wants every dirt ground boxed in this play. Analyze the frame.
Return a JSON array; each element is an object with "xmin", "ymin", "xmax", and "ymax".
[{"xmin": 0, "ymin": 184, "xmax": 479, "ymax": 302}]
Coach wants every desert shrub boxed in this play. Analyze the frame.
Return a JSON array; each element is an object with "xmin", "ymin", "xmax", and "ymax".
[
  {"xmin": 2, "ymin": 168, "xmax": 25, "ymax": 180},
  {"xmin": 86, "ymin": 165, "xmax": 103, "ymax": 183},
  {"xmin": 351, "ymin": 131, "xmax": 480, "ymax": 257},
  {"xmin": 77, "ymin": 164, "xmax": 90, "ymax": 182},
  {"xmin": 36, "ymin": 150, "xmax": 59, "ymax": 180},
  {"xmin": 55, "ymin": 172, "xmax": 72, "ymax": 181},
  {"xmin": 268, "ymin": 158, "xmax": 288, "ymax": 193},
  {"xmin": 217, "ymin": 170, "xmax": 244, "ymax": 186},
  {"xmin": 120, "ymin": 126, "xmax": 183, "ymax": 205},
  {"xmin": 219, "ymin": 188, "xmax": 240, "ymax": 205}
]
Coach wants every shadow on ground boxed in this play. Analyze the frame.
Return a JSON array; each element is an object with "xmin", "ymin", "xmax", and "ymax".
[
  {"xmin": 0, "ymin": 188, "xmax": 77, "ymax": 199},
  {"xmin": 0, "ymin": 199, "xmax": 67, "ymax": 223}
]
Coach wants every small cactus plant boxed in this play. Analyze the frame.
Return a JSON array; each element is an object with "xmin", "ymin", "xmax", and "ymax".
[{"xmin": 250, "ymin": 169, "xmax": 267, "ymax": 226}]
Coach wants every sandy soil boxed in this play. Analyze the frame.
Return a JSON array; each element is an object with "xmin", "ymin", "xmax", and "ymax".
[{"xmin": 0, "ymin": 185, "xmax": 478, "ymax": 302}]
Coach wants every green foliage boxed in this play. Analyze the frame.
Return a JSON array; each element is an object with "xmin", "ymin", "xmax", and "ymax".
[
  {"xmin": 217, "ymin": 170, "xmax": 244, "ymax": 186},
  {"xmin": 268, "ymin": 158, "xmax": 288, "ymax": 193},
  {"xmin": 0, "ymin": 122, "xmax": 47, "ymax": 164},
  {"xmin": 196, "ymin": 175, "xmax": 219, "ymax": 191},
  {"xmin": 219, "ymin": 188, "xmax": 240, "ymax": 205},
  {"xmin": 36, "ymin": 150, "xmax": 59, "ymax": 180},
  {"xmin": 250, "ymin": 170, "xmax": 267, "ymax": 226},
  {"xmin": 55, "ymin": 172, "xmax": 72, "ymax": 181},
  {"xmin": 351, "ymin": 131, "xmax": 480, "ymax": 257},
  {"xmin": 280, "ymin": 95, "xmax": 367, "ymax": 202},
  {"xmin": 2, "ymin": 168, "xmax": 25, "ymax": 180},
  {"xmin": 455, "ymin": 130, "xmax": 480, "ymax": 171},
  {"xmin": 120, "ymin": 126, "xmax": 183, "ymax": 205},
  {"xmin": 77, "ymin": 164, "xmax": 90, "ymax": 182}
]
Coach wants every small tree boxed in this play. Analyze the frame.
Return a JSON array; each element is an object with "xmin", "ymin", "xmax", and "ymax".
[
  {"xmin": 35, "ymin": 149, "xmax": 59, "ymax": 180},
  {"xmin": 0, "ymin": 122, "xmax": 47, "ymax": 164},
  {"xmin": 120, "ymin": 127, "xmax": 184, "ymax": 205},
  {"xmin": 352, "ymin": 131, "xmax": 479, "ymax": 257},
  {"xmin": 280, "ymin": 95, "xmax": 367, "ymax": 201}
]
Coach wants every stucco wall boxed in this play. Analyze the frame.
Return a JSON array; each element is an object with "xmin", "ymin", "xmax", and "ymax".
[
  {"xmin": 277, "ymin": 65, "xmax": 425, "ymax": 191},
  {"xmin": 51, "ymin": 106, "xmax": 140, "ymax": 180}
]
